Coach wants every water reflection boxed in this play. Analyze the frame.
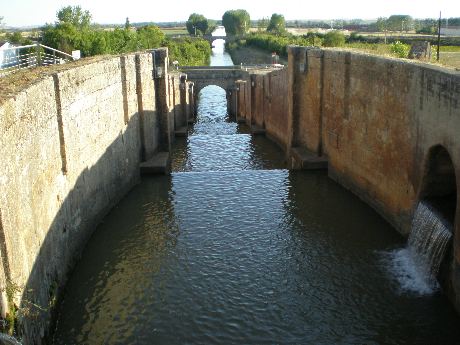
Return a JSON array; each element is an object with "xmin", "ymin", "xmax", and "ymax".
[{"xmin": 52, "ymin": 26, "xmax": 460, "ymax": 345}]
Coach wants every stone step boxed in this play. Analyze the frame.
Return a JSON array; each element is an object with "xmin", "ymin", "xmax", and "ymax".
[
  {"xmin": 291, "ymin": 147, "xmax": 328, "ymax": 170},
  {"xmin": 251, "ymin": 124, "xmax": 266, "ymax": 135},
  {"xmin": 174, "ymin": 126, "xmax": 188, "ymax": 137},
  {"xmin": 140, "ymin": 152, "xmax": 170, "ymax": 175}
]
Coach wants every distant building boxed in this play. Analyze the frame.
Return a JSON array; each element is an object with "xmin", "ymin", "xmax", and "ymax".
[
  {"xmin": 0, "ymin": 41, "xmax": 19, "ymax": 69},
  {"xmin": 440, "ymin": 27, "xmax": 460, "ymax": 36}
]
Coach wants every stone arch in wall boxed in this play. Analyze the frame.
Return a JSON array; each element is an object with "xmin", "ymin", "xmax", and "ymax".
[
  {"xmin": 419, "ymin": 145, "xmax": 457, "ymax": 227},
  {"xmin": 193, "ymin": 80, "xmax": 235, "ymax": 95}
]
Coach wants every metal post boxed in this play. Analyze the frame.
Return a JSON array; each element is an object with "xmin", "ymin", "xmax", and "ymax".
[
  {"xmin": 36, "ymin": 43, "xmax": 41, "ymax": 66},
  {"xmin": 437, "ymin": 11, "xmax": 441, "ymax": 62}
]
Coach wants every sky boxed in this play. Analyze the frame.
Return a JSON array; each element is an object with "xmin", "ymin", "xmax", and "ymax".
[{"xmin": 1, "ymin": 0, "xmax": 459, "ymax": 28}]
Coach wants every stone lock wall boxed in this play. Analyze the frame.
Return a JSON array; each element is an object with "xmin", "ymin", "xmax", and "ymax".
[
  {"xmin": 0, "ymin": 48, "xmax": 184, "ymax": 344},
  {"xmin": 235, "ymin": 46, "xmax": 460, "ymax": 312}
]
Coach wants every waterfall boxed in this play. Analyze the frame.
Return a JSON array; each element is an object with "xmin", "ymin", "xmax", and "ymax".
[
  {"xmin": 382, "ymin": 201, "xmax": 453, "ymax": 294},
  {"xmin": 408, "ymin": 201, "xmax": 452, "ymax": 283}
]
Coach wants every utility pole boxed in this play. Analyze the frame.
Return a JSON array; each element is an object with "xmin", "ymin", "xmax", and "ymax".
[{"xmin": 437, "ymin": 11, "xmax": 441, "ymax": 62}]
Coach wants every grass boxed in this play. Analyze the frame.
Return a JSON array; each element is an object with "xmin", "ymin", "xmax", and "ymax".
[
  {"xmin": 344, "ymin": 43, "xmax": 460, "ymax": 69},
  {"xmin": 439, "ymin": 45, "xmax": 460, "ymax": 52},
  {"xmin": 161, "ymin": 27, "xmax": 188, "ymax": 36}
]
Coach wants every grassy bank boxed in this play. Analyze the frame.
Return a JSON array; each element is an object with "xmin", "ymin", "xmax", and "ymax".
[{"xmin": 226, "ymin": 44, "xmax": 288, "ymax": 65}]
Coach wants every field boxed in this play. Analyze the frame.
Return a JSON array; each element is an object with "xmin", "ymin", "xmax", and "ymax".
[{"xmin": 161, "ymin": 27, "xmax": 188, "ymax": 36}]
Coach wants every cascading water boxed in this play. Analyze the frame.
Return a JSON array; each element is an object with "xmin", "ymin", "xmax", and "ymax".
[
  {"xmin": 409, "ymin": 201, "xmax": 452, "ymax": 279},
  {"xmin": 384, "ymin": 201, "xmax": 452, "ymax": 294}
]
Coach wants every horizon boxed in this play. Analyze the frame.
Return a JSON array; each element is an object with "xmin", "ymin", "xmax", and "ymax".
[{"xmin": 2, "ymin": 0, "xmax": 459, "ymax": 28}]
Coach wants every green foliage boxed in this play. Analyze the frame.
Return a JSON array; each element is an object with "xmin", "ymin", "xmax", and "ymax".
[
  {"xmin": 416, "ymin": 26, "xmax": 437, "ymax": 34},
  {"xmin": 375, "ymin": 17, "xmax": 387, "ymax": 32},
  {"xmin": 186, "ymin": 13, "xmax": 210, "ymax": 36},
  {"xmin": 386, "ymin": 15, "xmax": 413, "ymax": 32},
  {"xmin": 42, "ymin": 22, "xmax": 86, "ymax": 54},
  {"xmin": 42, "ymin": 6, "xmax": 210, "ymax": 65},
  {"xmin": 56, "ymin": 5, "xmax": 91, "ymax": 29},
  {"xmin": 347, "ymin": 32, "xmax": 365, "ymax": 43},
  {"xmin": 5, "ymin": 31, "xmax": 32, "ymax": 45},
  {"xmin": 323, "ymin": 30, "xmax": 345, "ymax": 47},
  {"xmin": 137, "ymin": 25, "xmax": 165, "ymax": 49},
  {"xmin": 257, "ymin": 17, "xmax": 268, "ymax": 31},
  {"xmin": 232, "ymin": 32, "xmax": 321, "ymax": 57},
  {"xmin": 390, "ymin": 40, "xmax": 409, "ymax": 58},
  {"xmin": 222, "ymin": 9, "xmax": 250, "ymax": 35},
  {"xmin": 266, "ymin": 13, "xmax": 286, "ymax": 35},
  {"xmin": 166, "ymin": 38, "xmax": 211, "ymax": 66}
]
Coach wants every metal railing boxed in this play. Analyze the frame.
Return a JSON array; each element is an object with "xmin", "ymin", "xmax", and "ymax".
[
  {"xmin": 180, "ymin": 64, "xmax": 285, "ymax": 71},
  {"xmin": 0, "ymin": 43, "xmax": 75, "ymax": 76}
]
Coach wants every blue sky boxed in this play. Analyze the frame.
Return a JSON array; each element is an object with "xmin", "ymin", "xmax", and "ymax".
[{"xmin": 2, "ymin": 0, "xmax": 459, "ymax": 27}]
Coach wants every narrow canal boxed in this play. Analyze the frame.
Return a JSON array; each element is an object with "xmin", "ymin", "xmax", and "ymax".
[{"xmin": 53, "ymin": 31, "xmax": 460, "ymax": 344}]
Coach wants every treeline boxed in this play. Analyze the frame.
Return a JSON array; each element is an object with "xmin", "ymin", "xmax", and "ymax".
[
  {"xmin": 41, "ymin": 6, "xmax": 211, "ymax": 66},
  {"xmin": 227, "ymin": 31, "xmax": 346, "ymax": 57},
  {"xmin": 227, "ymin": 31, "xmax": 416, "ymax": 59}
]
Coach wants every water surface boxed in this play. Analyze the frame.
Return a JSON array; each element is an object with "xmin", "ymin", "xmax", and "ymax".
[{"xmin": 53, "ymin": 30, "xmax": 460, "ymax": 345}]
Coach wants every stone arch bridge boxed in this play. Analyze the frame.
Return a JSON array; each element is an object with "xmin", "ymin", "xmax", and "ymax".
[
  {"xmin": 202, "ymin": 35, "xmax": 243, "ymax": 45},
  {"xmin": 180, "ymin": 66, "xmax": 249, "ymax": 95}
]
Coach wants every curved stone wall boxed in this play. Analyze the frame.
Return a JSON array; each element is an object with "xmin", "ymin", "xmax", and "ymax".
[
  {"xmin": 0, "ymin": 51, "xmax": 169, "ymax": 343},
  {"xmin": 237, "ymin": 46, "xmax": 460, "ymax": 311}
]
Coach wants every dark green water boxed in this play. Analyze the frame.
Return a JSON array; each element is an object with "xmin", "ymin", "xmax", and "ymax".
[{"xmin": 52, "ymin": 38, "xmax": 460, "ymax": 345}]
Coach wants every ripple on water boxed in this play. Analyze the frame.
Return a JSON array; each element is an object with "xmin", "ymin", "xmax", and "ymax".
[
  {"xmin": 53, "ymin": 58, "xmax": 460, "ymax": 344},
  {"xmin": 53, "ymin": 171, "xmax": 460, "ymax": 345}
]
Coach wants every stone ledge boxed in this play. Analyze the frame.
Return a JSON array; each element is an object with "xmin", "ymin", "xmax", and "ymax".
[
  {"xmin": 140, "ymin": 152, "xmax": 170, "ymax": 175},
  {"xmin": 290, "ymin": 147, "xmax": 328, "ymax": 170}
]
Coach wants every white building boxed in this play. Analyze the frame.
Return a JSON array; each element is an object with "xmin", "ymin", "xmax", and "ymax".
[
  {"xmin": 440, "ymin": 27, "xmax": 460, "ymax": 36},
  {"xmin": 0, "ymin": 41, "xmax": 19, "ymax": 69}
]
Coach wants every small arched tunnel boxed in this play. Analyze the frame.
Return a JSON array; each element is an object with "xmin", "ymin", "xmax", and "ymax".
[
  {"xmin": 196, "ymin": 85, "xmax": 230, "ymax": 120},
  {"xmin": 419, "ymin": 145, "xmax": 457, "ymax": 225},
  {"xmin": 418, "ymin": 145, "xmax": 458, "ymax": 289}
]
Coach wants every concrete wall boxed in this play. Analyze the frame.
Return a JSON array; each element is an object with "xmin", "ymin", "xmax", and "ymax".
[
  {"xmin": 0, "ymin": 49, "xmax": 176, "ymax": 343},
  {"xmin": 236, "ymin": 46, "xmax": 460, "ymax": 311}
]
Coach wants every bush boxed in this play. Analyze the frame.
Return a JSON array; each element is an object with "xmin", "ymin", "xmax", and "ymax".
[
  {"xmin": 390, "ymin": 41, "xmax": 410, "ymax": 58},
  {"xmin": 323, "ymin": 30, "xmax": 345, "ymax": 47}
]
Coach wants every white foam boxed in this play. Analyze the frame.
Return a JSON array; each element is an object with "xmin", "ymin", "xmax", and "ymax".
[{"xmin": 381, "ymin": 248, "xmax": 439, "ymax": 296}]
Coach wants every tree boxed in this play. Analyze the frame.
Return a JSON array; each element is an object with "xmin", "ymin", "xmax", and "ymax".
[
  {"xmin": 56, "ymin": 5, "xmax": 91, "ymax": 29},
  {"xmin": 386, "ymin": 15, "xmax": 413, "ymax": 32},
  {"xmin": 257, "ymin": 17, "xmax": 268, "ymax": 32},
  {"xmin": 186, "ymin": 13, "xmax": 209, "ymax": 36},
  {"xmin": 6, "ymin": 31, "xmax": 23, "ymax": 44},
  {"xmin": 323, "ymin": 30, "xmax": 345, "ymax": 47},
  {"xmin": 125, "ymin": 17, "xmax": 130, "ymax": 30},
  {"xmin": 375, "ymin": 17, "xmax": 387, "ymax": 32},
  {"xmin": 222, "ymin": 9, "xmax": 250, "ymax": 35},
  {"xmin": 267, "ymin": 13, "xmax": 286, "ymax": 35},
  {"xmin": 137, "ymin": 25, "xmax": 165, "ymax": 49}
]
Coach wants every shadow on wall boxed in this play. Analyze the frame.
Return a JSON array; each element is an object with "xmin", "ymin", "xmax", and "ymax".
[
  {"xmin": 0, "ymin": 50, "xmax": 165, "ymax": 344},
  {"xmin": 14, "ymin": 112, "xmax": 143, "ymax": 343}
]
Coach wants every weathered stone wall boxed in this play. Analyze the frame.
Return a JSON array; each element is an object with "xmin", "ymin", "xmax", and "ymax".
[
  {"xmin": 0, "ymin": 50, "xmax": 173, "ymax": 343},
  {"xmin": 250, "ymin": 74, "xmax": 265, "ymax": 128},
  {"xmin": 241, "ymin": 46, "xmax": 460, "ymax": 311},
  {"xmin": 262, "ymin": 69, "xmax": 289, "ymax": 150}
]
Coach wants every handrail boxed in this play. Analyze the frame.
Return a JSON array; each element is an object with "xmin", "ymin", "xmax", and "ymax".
[
  {"xmin": 1, "ymin": 43, "xmax": 74, "ymax": 59},
  {"xmin": 180, "ymin": 64, "xmax": 285, "ymax": 70},
  {"xmin": 38, "ymin": 44, "xmax": 74, "ymax": 59},
  {"xmin": 0, "ymin": 43, "xmax": 75, "ymax": 76}
]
